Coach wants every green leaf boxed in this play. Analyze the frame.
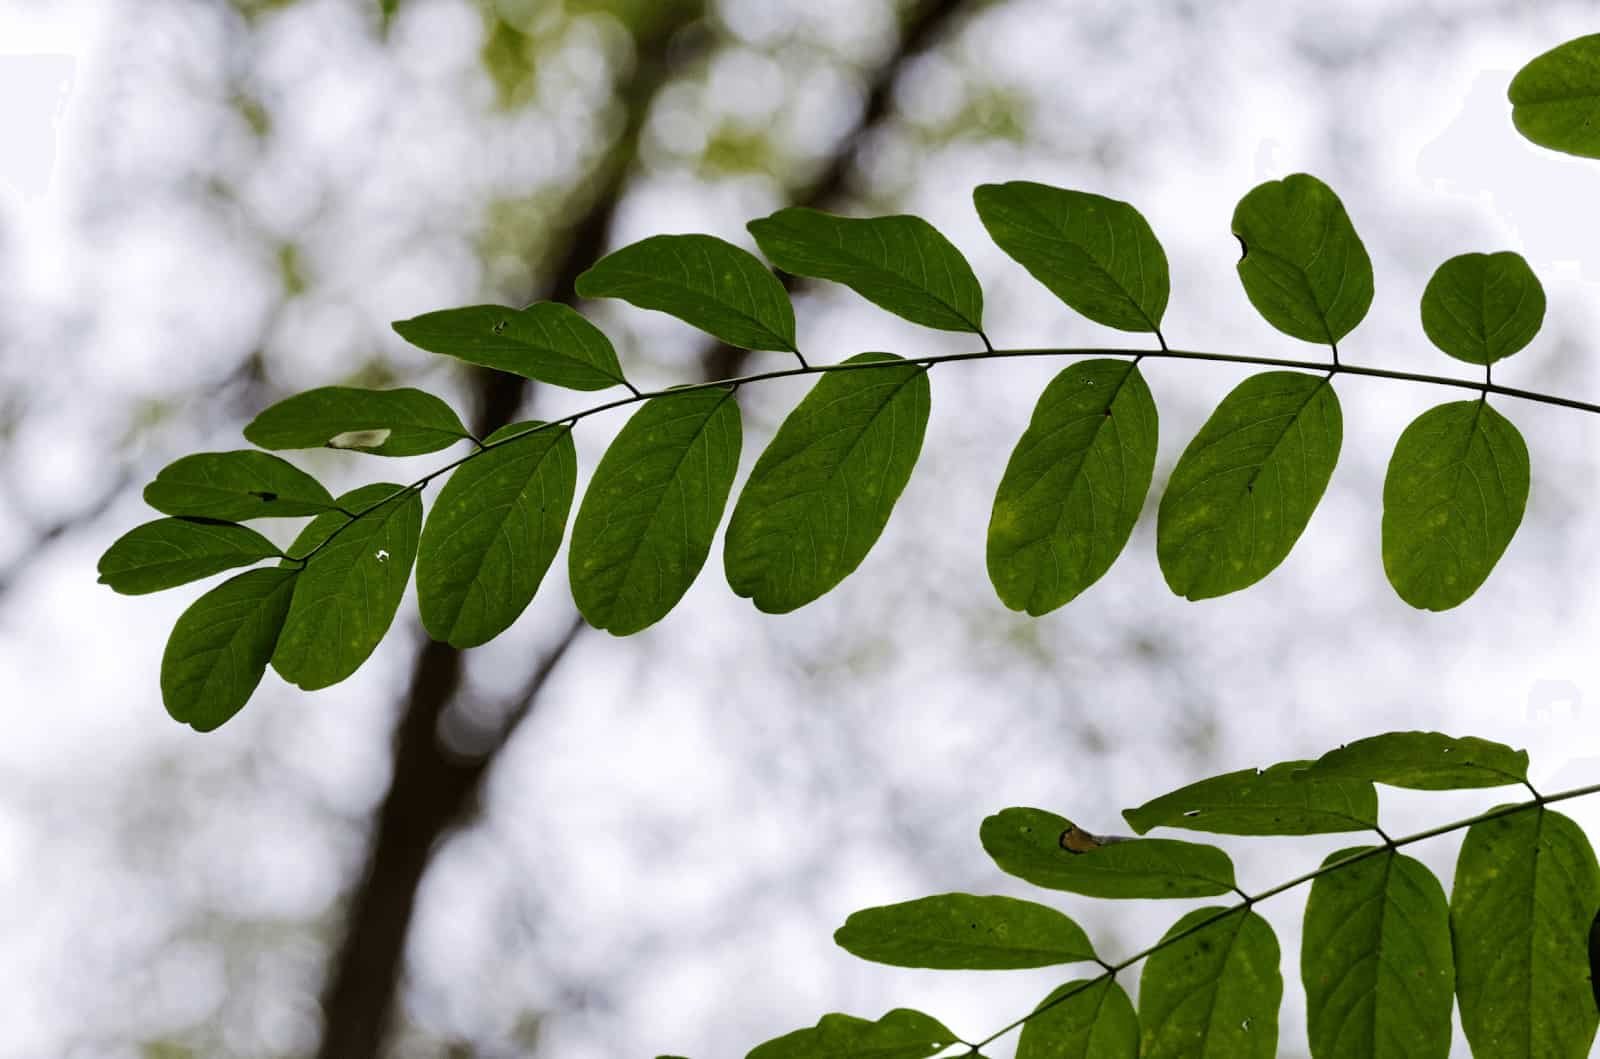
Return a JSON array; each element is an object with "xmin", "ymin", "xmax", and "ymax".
[
  {"xmin": 569, "ymin": 389, "xmax": 741, "ymax": 635},
  {"xmin": 1156, "ymin": 371, "xmax": 1342, "ymax": 600},
  {"xmin": 243, "ymin": 386, "xmax": 472, "ymax": 456},
  {"xmin": 987, "ymin": 359, "xmax": 1157, "ymax": 614},
  {"xmin": 272, "ymin": 483, "xmax": 422, "ymax": 690},
  {"xmin": 98, "ymin": 518, "xmax": 280, "ymax": 595},
  {"xmin": 1453, "ymin": 806, "xmax": 1600, "ymax": 1059},
  {"xmin": 143, "ymin": 450, "xmax": 335, "ymax": 520},
  {"xmin": 746, "ymin": 1009, "xmax": 957, "ymax": 1059},
  {"xmin": 724, "ymin": 353, "xmax": 930, "ymax": 613},
  {"xmin": 1232, "ymin": 173, "xmax": 1372, "ymax": 346},
  {"xmin": 747, "ymin": 207, "xmax": 984, "ymax": 333},
  {"xmin": 1509, "ymin": 34, "xmax": 1600, "ymax": 158},
  {"xmin": 417, "ymin": 423, "xmax": 577, "ymax": 648},
  {"xmin": 391, "ymin": 302, "xmax": 627, "ymax": 390},
  {"xmin": 1016, "ymin": 978, "xmax": 1139, "ymax": 1059},
  {"xmin": 1302, "ymin": 847, "xmax": 1454, "ymax": 1059},
  {"xmin": 1300, "ymin": 731, "xmax": 1530, "ymax": 790},
  {"xmin": 980, "ymin": 807, "xmax": 1237, "ymax": 899},
  {"xmin": 1123, "ymin": 761, "xmax": 1379, "ymax": 836},
  {"xmin": 1419, "ymin": 252, "xmax": 1546, "ymax": 365},
  {"xmin": 1381, "ymin": 400, "xmax": 1530, "ymax": 611},
  {"xmin": 833, "ymin": 892, "xmax": 1096, "ymax": 970},
  {"xmin": 160, "ymin": 567, "xmax": 298, "ymax": 731},
  {"xmin": 575, "ymin": 233, "xmax": 797, "ymax": 352},
  {"xmin": 1139, "ymin": 907, "xmax": 1281, "ymax": 1059},
  {"xmin": 973, "ymin": 181, "xmax": 1168, "ymax": 333}
]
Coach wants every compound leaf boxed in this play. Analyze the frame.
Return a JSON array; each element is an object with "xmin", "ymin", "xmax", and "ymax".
[
  {"xmin": 99, "ymin": 518, "xmax": 280, "ymax": 595},
  {"xmin": 570, "ymin": 389, "xmax": 741, "ymax": 635},
  {"xmin": 1124, "ymin": 761, "xmax": 1378, "ymax": 836},
  {"xmin": 1016, "ymin": 978, "xmax": 1138, "ymax": 1059},
  {"xmin": 1302, "ymin": 847, "xmax": 1454, "ymax": 1059},
  {"xmin": 392, "ymin": 302, "xmax": 627, "ymax": 390},
  {"xmin": 1232, "ymin": 173, "xmax": 1372, "ymax": 345},
  {"xmin": 746, "ymin": 1009, "xmax": 957, "ymax": 1059},
  {"xmin": 1382, "ymin": 400, "xmax": 1530, "ymax": 611},
  {"xmin": 576, "ymin": 233, "xmax": 797, "ymax": 352},
  {"xmin": 1157, "ymin": 371, "xmax": 1342, "ymax": 600},
  {"xmin": 834, "ymin": 892, "xmax": 1096, "ymax": 970},
  {"xmin": 244, "ymin": 386, "xmax": 472, "ymax": 457},
  {"xmin": 417, "ymin": 423, "xmax": 577, "ymax": 648},
  {"xmin": 1452, "ymin": 806, "xmax": 1600, "ymax": 1059},
  {"xmin": 1420, "ymin": 252, "xmax": 1545, "ymax": 365},
  {"xmin": 1300, "ymin": 730, "xmax": 1529, "ymax": 790},
  {"xmin": 973, "ymin": 181, "xmax": 1168, "ymax": 333},
  {"xmin": 272, "ymin": 483, "xmax": 422, "ymax": 690},
  {"xmin": 143, "ymin": 450, "xmax": 335, "ymax": 520},
  {"xmin": 987, "ymin": 359, "xmax": 1157, "ymax": 614},
  {"xmin": 1139, "ymin": 907, "xmax": 1281, "ymax": 1059},
  {"xmin": 724, "ymin": 353, "xmax": 930, "ymax": 613},
  {"xmin": 1509, "ymin": 34, "xmax": 1600, "ymax": 158},
  {"xmin": 980, "ymin": 807, "xmax": 1237, "ymax": 899},
  {"xmin": 748, "ymin": 207, "xmax": 984, "ymax": 333},
  {"xmin": 160, "ymin": 567, "xmax": 298, "ymax": 731}
]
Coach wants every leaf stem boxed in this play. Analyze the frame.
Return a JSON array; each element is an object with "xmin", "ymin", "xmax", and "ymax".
[
  {"xmin": 282, "ymin": 345, "xmax": 1600, "ymax": 562},
  {"xmin": 966, "ymin": 780, "xmax": 1600, "ymax": 1050}
]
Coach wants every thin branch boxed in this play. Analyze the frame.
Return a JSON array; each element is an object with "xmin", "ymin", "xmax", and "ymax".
[
  {"xmin": 970, "ymin": 780, "xmax": 1600, "ymax": 1050},
  {"xmin": 0, "ymin": 469, "xmax": 131, "ymax": 601},
  {"xmin": 288, "ymin": 344, "xmax": 1600, "ymax": 563}
]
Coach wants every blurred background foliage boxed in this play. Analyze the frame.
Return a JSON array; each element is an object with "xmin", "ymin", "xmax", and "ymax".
[{"xmin": 3, "ymin": 1, "xmax": 1600, "ymax": 1056}]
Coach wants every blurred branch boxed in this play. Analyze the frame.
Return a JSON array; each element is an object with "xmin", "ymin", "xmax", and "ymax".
[
  {"xmin": 0, "ymin": 469, "xmax": 130, "ymax": 601},
  {"xmin": 313, "ymin": 8, "xmax": 705, "ymax": 1056},
  {"xmin": 314, "ymin": 3, "xmax": 974, "ymax": 1055}
]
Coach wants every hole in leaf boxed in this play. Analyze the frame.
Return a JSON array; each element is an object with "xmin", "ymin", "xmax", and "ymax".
[
  {"xmin": 250, "ymin": 490, "xmax": 279, "ymax": 502},
  {"xmin": 328, "ymin": 428, "xmax": 392, "ymax": 450},
  {"xmin": 1235, "ymin": 234, "xmax": 1249, "ymax": 262},
  {"xmin": 492, "ymin": 318, "xmax": 508, "ymax": 334}
]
